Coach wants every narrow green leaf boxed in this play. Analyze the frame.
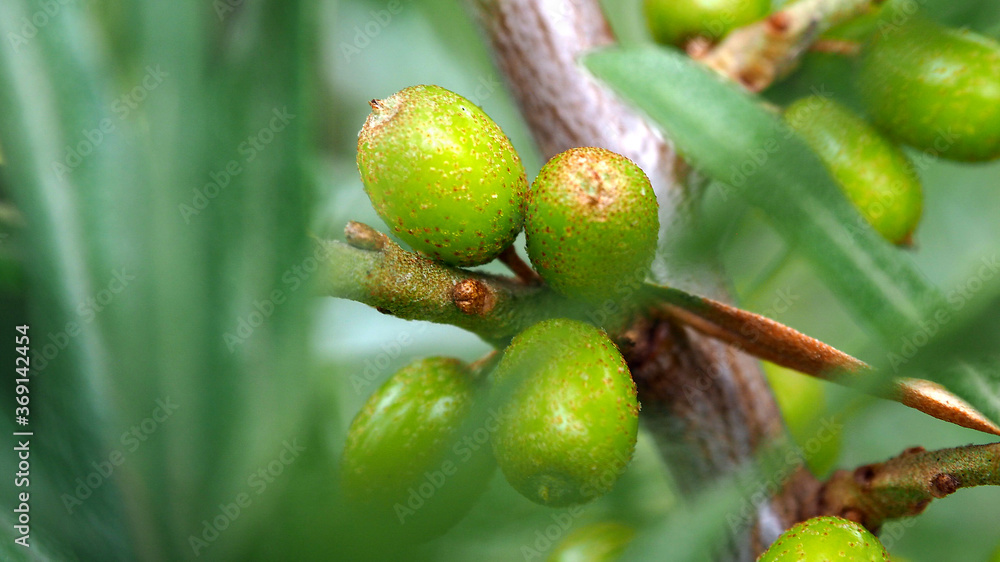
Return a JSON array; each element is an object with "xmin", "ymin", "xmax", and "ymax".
[
  {"xmin": 584, "ymin": 46, "xmax": 937, "ymax": 342},
  {"xmin": 0, "ymin": 2, "xmax": 133, "ymax": 560},
  {"xmin": 584, "ymin": 46, "xmax": 1000, "ymax": 430}
]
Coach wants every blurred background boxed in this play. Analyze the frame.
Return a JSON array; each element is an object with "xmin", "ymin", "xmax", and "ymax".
[{"xmin": 1, "ymin": 0, "xmax": 1000, "ymax": 560}]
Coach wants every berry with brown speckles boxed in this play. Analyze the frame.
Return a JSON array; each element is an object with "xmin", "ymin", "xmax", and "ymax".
[
  {"xmin": 858, "ymin": 19, "xmax": 1000, "ymax": 162},
  {"xmin": 490, "ymin": 318, "xmax": 639, "ymax": 507},
  {"xmin": 525, "ymin": 147, "xmax": 659, "ymax": 304},
  {"xmin": 758, "ymin": 516, "xmax": 889, "ymax": 561},
  {"xmin": 357, "ymin": 85, "xmax": 528, "ymax": 266},
  {"xmin": 341, "ymin": 357, "xmax": 495, "ymax": 541}
]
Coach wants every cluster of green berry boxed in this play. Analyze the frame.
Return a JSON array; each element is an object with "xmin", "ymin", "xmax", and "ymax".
[
  {"xmin": 646, "ymin": 2, "xmax": 1000, "ymax": 246},
  {"xmin": 342, "ymin": 85, "xmax": 659, "ymax": 540}
]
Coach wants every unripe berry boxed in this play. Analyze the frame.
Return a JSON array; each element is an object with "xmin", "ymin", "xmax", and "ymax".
[
  {"xmin": 357, "ymin": 85, "xmax": 528, "ymax": 266},
  {"xmin": 491, "ymin": 319, "xmax": 639, "ymax": 507},
  {"xmin": 525, "ymin": 148, "xmax": 658, "ymax": 303},
  {"xmin": 340, "ymin": 357, "xmax": 495, "ymax": 541},
  {"xmin": 783, "ymin": 96, "xmax": 922, "ymax": 245},
  {"xmin": 547, "ymin": 522, "xmax": 636, "ymax": 562},
  {"xmin": 759, "ymin": 516, "xmax": 889, "ymax": 561},
  {"xmin": 858, "ymin": 19, "xmax": 1000, "ymax": 162},
  {"xmin": 644, "ymin": 0, "xmax": 770, "ymax": 46}
]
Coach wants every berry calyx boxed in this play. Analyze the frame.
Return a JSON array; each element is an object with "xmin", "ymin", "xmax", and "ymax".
[
  {"xmin": 491, "ymin": 318, "xmax": 639, "ymax": 507},
  {"xmin": 758, "ymin": 516, "xmax": 889, "ymax": 561},
  {"xmin": 857, "ymin": 19, "xmax": 1000, "ymax": 162},
  {"xmin": 783, "ymin": 96, "xmax": 922, "ymax": 245},
  {"xmin": 340, "ymin": 356, "xmax": 495, "ymax": 541},
  {"xmin": 525, "ymin": 147, "xmax": 658, "ymax": 304},
  {"xmin": 357, "ymin": 85, "xmax": 528, "ymax": 266}
]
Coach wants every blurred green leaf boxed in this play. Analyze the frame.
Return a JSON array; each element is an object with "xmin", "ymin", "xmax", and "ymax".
[
  {"xmin": 584, "ymin": 46, "xmax": 937, "ymax": 342},
  {"xmin": 584, "ymin": 46, "xmax": 1000, "ymax": 430},
  {"xmin": 1, "ymin": 0, "xmax": 316, "ymax": 559},
  {"xmin": 0, "ymin": 2, "xmax": 135, "ymax": 559}
]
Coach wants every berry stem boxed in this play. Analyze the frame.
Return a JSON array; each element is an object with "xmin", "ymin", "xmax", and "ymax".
[
  {"xmin": 699, "ymin": 0, "xmax": 877, "ymax": 91},
  {"xmin": 498, "ymin": 245, "xmax": 543, "ymax": 285}
]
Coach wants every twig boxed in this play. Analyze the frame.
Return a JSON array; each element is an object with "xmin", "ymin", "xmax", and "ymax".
[
  {"xmin": 698, "ymin": 0, "xmax": 878, "ymax": 91},
  {"xmin": 322, "ymin": 222, "xmax": 565, "ymax": 347},
  {"xmin": 815, "ymin": 442, "xmax": 1000, "ymax": 531}
]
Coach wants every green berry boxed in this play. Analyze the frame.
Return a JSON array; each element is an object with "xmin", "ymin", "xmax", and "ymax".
[
  {"xmin": 357, "ymin": 85, "xmax": 528, "ymax": 266},
  {"xmin": 491, "ymin": 319, "xmax": 639, "ymax": 507},
  {"xmin": 547, "ymin": 522, "xmax": 636, "ymax": 562},
  {"xmin": 525, "ymin": 148, "xmax": 658, "ymax": 303},
  {"xmin": 783, "ymin": 96, "xmax": 922, "ymax": 245},
  {"xmin": 858, "ymin": 19, "xmax": 1000, "ymax": 162},
  {"xmin": 759, "ymin": 516, "xmax": 889, "ymax": 561},
  {"xmin": 762, "ymin": 362, "xmax": 841, "ymax": 477},
  {"xmin": 644, "ymin": 0, "xmax": 769, "ymax": 46},
  {"xmin": 340, "ymin": 357, "xmax": 495, "ymax": 541}
]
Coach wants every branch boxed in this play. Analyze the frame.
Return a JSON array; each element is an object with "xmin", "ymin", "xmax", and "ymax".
[
  {"xmin": 698, "ymin": 0, "xmax": 877, "ymax": 91},
  {"xmin": 815, "ymin": 442, "xmax": 1000, "ymax": 531},
  {"xmin": 321, "ymin": 222, "xmax": 564, "ymax": 347},
  {"xmin": 324, "ymin": 223, "xmax": 1000, "ymax": 437}
]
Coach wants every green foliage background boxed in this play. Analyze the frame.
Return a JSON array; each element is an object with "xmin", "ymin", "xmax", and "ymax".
[{"xmin": 0, "ymin": 0, "xmax": 998, "ymax": 560}]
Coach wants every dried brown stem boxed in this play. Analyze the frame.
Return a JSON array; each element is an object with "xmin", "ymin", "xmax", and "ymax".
[{"xmin": 647, "ymin": 284, "xmax": 1000, "ymax": 436}]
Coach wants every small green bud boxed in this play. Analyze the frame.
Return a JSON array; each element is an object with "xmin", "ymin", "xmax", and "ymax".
[
  {"xmin": 783, "ymin": 96, "xmax": 922, "ymax": 245},
  {"xmin": 525, "ymin": 147, "xmax": 658, "ymax": 303},
  {"xmin": 357, "ymin": 85, "xmax": 528, "ymax": 266},
  {"xmin": 491, "ymin": 319, "xmax": 639, "ymax": 507},
  {"xmin": 858, "ymin": 19, "xmax": 1000, "ymax": 162},
  {"xmin": 759, "ymin": 516, "xmax": 889, "ymax": 561}
]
